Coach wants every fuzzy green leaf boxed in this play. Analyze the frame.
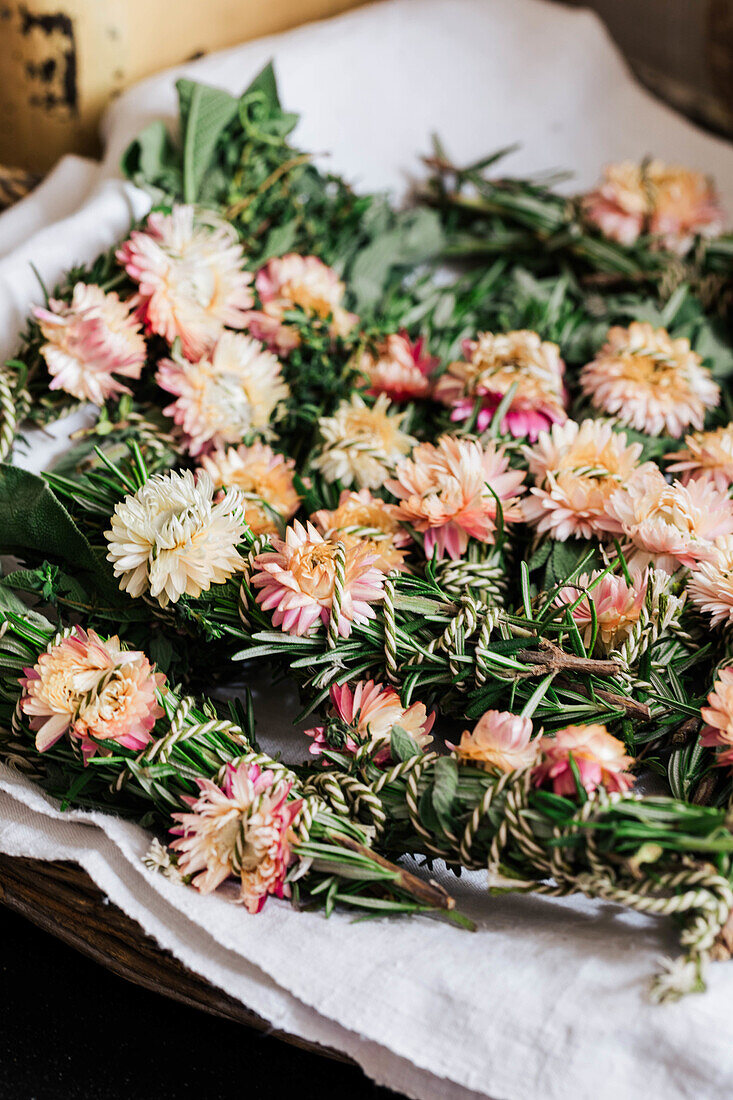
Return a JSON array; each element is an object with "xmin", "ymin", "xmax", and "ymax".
[{"xmin": 177, "ymin": 79, "xmax": 239, "ymax": 203}]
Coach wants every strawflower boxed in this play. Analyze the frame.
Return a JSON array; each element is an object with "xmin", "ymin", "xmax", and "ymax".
[
  {"xmin": 105, "ymin": 469, "xmax": 246, "ymax": 607},
  {"xmin": 306, "ymin": 679, "xmax": 434, "ymax": 763},
  {"xmin": 311, "ymin": 488, "xmax": 411, "ymax": 573},
  {"xmin": 356, "ymin": 332, "xmax": 437, "ymax": 401},
  {"xmin": 312, "ymin": 393, "xmax": 416, "ymax": 490},
  {"xmin": 199, "ymin": 442, "xmax": 300, "ymax": 537},
  {"xmin": 554, "ymin": 569, "xmax": 648, "ymax": 653},
  {"xmin": 687, "ymin": 536, "xmax": 733, "ymax": 628},
  {"xmin": 666, "ymin": 425, "xmax": 733, "ymax": 490},
  {"xmin": 171, "ymin": 761, "xmax": 301, "ymax": 913},
  {"xmin": 701, "ymin": 669, "xmax": 733, "ymax": 767},
  {"xmin": 448, "ymin": 711, "xmax": 538, "ymax": 772},
  {"xmin": 533, "ymin": 724, "xmax": 635, "ymax": 796},
  {"xmin": 34, "ymin": 282, "xmax": 146, "ymax": 404}
]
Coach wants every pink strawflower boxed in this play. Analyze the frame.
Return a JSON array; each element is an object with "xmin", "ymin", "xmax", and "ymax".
[
  {"xmin": 583, "ymin": 160, "xmax": 725, "ymax": 253},
  {"xmin": 701, "ymin": 668, "xmax": 733, "ymax": 767},
  {"xmin": 687, "ymin": 536, "xmax": 733, "ymax": 628},
  {"xmin": 20, "ymin": 628, "xmax": 164, "ymax": 761},
  {"xmin": 250, "ymin": 520, "xmax": 385, "ymax": 638},
  {"xmin": 245, "ymin": 253, "xmax": 358, "ymax": 355},
  {"xmin": 117, "ymin": 205, "xmax": 254, "ymax": 361},
  {"xmin": 522, "ymin": 419, "xmax": 647, "ymax": 541},
  {"xmin": 170, "ymin": 762, "xmax": 301, "ymax": 913},
  {"xmin": 310, "ymin": 488, "xmax": 411, "ymax": 573},
  {"xmin": 666, "ymin": 425, "xmax": 733, "ymax": 490},
  {"xmin": 607, "ymin": 465, "xmax": 733, "ymax": 573},
  {"xmin": 433, "ymin": 330, "xmax": 567, "ymax": 440},
  {"xmin": 33, "ymin": 282, "xmax": 146, "ymax": 404},
  {"xmin": 533, "ymin": 723, "xmax": 635, "ymax": 796},
  {"xmin": 385, "ymin": 435, "xmax": 525, "ymax": 560},
  {"xmin": 580, "ymin": 322, "xmax": 719, "ymax": 438},
  {"xmin": 199, "ymin": 442, "xmax": 300, "ymax": 537},
  {"xmin": 448, "ymin": 711, "xmax": 538, "ymax": 773},
  {"xmin": 306, "ymin": 679, "xmax": 434, "ymax": 763},
  {"xmin": 357, "ymin": 332, "xmax": 437, "ymax": 401},
  {"xmin": 156, "ymin": 331, "xmax": 289, "ymax": 455},
  {"xmin": 554, "ymin": 569, "xmax": 648, "ymax": 653}
]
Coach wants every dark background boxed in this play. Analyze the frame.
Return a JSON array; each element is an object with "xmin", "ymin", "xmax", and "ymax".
[{"xmin": 0, "ymin": 905, "xmax": 397, "ymax": 1100}]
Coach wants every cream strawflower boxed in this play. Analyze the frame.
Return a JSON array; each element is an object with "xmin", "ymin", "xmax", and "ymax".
[
  {"xmin": 580, "ymin": 322, "xmax": 719, "ymax": 438},
  {"xmin": 250, "ymin": 520, "xmax": 385, "ymax": 638},
  {"xmin": 687, "ymin": 536, "xmax": 733, "ymax": 628},
  {"xmin": 583, "ymin": 160, "xmax": 725, "ymax": 253},
  {"xmin": 305, "ymin": 679, "xmax": 434, "ymax": 764},
  {"xmin": 554, "ymin": 569, "xmax": 648, "ymax": 653},
  {"xmin": 312, "ymin": 393, "xmax": 416, "ymax": 490},
  {"xmin": 356, "ymin": 333, "xmax": 437, "ymax": 402},
  {"xmin": 607, "ymin": 465, "xmax": 733, "ymax": 573},
  {"xmin": 666, "ymin": 425, "xmax": 733, "ymax": 490},
  {"xmin": 105, "ymin": 469, "xmax": 246, "ymax": 607},
  {"xmin": 449, "ymin": 711, "xmax": 538, "ymax": 773},
  {"xmin": 117, "ymin": 205, "xmax": 254, "ymax": 360},
  {"xmin": 533, "ymin": 724, "xmax": 635, "ymax": 796},
  {"xmin": 171, "ymin": 761, "xmax": 302, "ymax": 913},
  {"xmin": 246, "ymin": 253, "xmax": 358, "ymax": 355},
  {"xmin": 20, "ymin": 628, "xmax": 164, "ymax": 760},
  {"xmin": 385, "ymin": 435, "xmax": 525, "ymax": 560},
  {"xmin": 311, "ymin": 488, "xmax": 410, "ymax": 573},
  {"xmin": 33, "ymin": 282, "xmax": 146, "ymax": 404},
  {"xmin": 523, "ymin": 419, "xmax": 647, "ymax": 541},
  {"xmin": 199, "ymin": 442, "xmax": 300, "ymax": 537},
  {"xmin": 156, "ymin": 331, "xmax": 289, "ymax": 455},
  {"xmin": 433, "ymin": 330, "xmax": 567, "ymax": 440}
]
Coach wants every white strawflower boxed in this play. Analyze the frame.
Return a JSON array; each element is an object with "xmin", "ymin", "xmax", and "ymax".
[
  {"xmin": 312, "ymin": 393, "xmax": 416, "ymax": 490},
  {"xmin": 105, "ymin": 469, "xmax": 246, "ymax": 607}
]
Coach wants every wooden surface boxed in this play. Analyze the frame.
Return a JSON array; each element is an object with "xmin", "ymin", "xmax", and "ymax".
[{"xmin": 0, "ymin": 853, "xmax": 350, "ymax": 1066}]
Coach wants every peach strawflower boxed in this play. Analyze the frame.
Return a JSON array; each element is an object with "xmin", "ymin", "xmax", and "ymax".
[
  {"xmin": 312, "ymin": 393, "xmax": 416, "ymax": 490},
  {"xmin": 33, "ymin": 282, "xmax": 146, "ymax": 404},
  {"xmin": 310, "ymin": 488, "xmax": 411, "ymax": 573},
  {"xmin": 199, "ymin": 442, "xmax": 300, "ymax": 537},
  {"xmin": 433, "ymin": 330, "xmax": 567, "ymax": 441},
  {"xmin": 687, "ymin": 536, "xmax": 733, "ymax": 628},
  {"xmin": 250, "ymin": 520, "xmax": 385, "ymax": 638},
  {"xmin": 20, "ymin": 628, "xmax": 164, "ymax": 760},
  {"xmin": 156, "ymin": 331, "xmax": 289, "ymax": 455},
  {"xmin": 666, "ymin": 425, "xmax": 733, "ymax": 490},
  {"xmin": 356, "ymin": 332, "xmax": 437, "ymax": 402},
  {"xmin": 583, "ymin": 160, "xmax": 725, "ymax": 253},
  {"xmin": 701, "ymin": 668, "xmax": 733, "ymax": 766},
  {"xmin": 580, "ymin": 322, "xmax": 719, "ymax": 438},
  {"xmin": 554, "ymin": 569, "xmax": 648, "ymax": 653},
  {"xmin": 117, "ymin": 205, "xmax": 253, "ymax": 360},
  {"xmin": 105, "ymin": 469, "xmax": 246, "ymax": 607},
  {"xmin": 385, "ymin": 435, "xmax": 525, "ymax": 560},
  {"xmin": 448, "ymin": 711, "xmax": 538, "ymax": 773},
  {"xmin": 522, "ymin": 419, "xmax": 647, "ymax": 541},
  {"xmin": 607, "ymin": 465, "xmax": 733, "ymax": 573},
  {"xmin": 170, "ymin": 761, "xmax": 302, "ymax": 913},
  {"xmin": 305, "ymin": 679, "xmax": 434, "ymax": 764},
  {"xmin": 533, "ymin": 723, "xmax": 635, "ymax": 796},
  {"xmin": 245, "ymin": 253, "xmax": 357, "ymax": 355}
]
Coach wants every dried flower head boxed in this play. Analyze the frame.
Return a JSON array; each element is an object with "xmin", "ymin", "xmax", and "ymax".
[
  {"xmin": 449, "ymin": 711, "xmax": 538, "ymax": 772},
  {"xmin": 533, "ymin": 723, "xmax": 635, "ymax": 796},
  {"xmin": 250, "ymin": 520, "xmax": 385, "ymax": 638},
  {"xmin": 356, "ymin": 332, "xmax": 437, "ymax": 402},
  {"xmin": 554, "ymin": 569, "xmax": 648, "ymax": 653},
  {"xmin": 105, "ymin": 469, "xmax": 246, "ymax": 607},
  {"xmin": 306, "ymin": 679, "xmax": 434, "ymax": 763},
  {"xmin": 246, "ymin": 253, "xmax": 357, "ymax": 354},
  {"xmin": 117, "ymin": 205, "xmax": 254, "ymax": 360},
  {"xmin": 311, "ymin": 488, "xmax": 410, "ymax": 573},
  {"xmin": 583, "ymin": 160, "xmax": 725, "ymax": 252},
  {"xmin": 523, "ymin": 419, "xmax": 646, "ymax": 541},
  {"xmin": 199, "ymin": 442, "xmax": 300, "ymax": 537},
  {"xmin": 580, "ymin": 322, "xmax": 719, "ymax": 438},
  {"xmin": 20, "ymin": 628, "xmax": 164, "ymax": 759},
  {"xmin": 700, "ymin": 668, "xmax": 733, "ymax": 766},
  {"xmin": 687, "ymin": 536, "xmax": 733, "ymax": 628},
  {"xmin": 433, "ymin": 330, "xmax": 566, "ymax": 440},
  {"xmin": 607, "ymin": 465, "xmax": 733, "ymax": 573},
  {"xmin": 312, "ymin": 393, "xmax": 416, "ymax": 490},
  {"xmin": 171, "ymin": 761, "xmax": 302, "ymax": 912},
  {"xmin": 156, "ymin": 331, "xmax": 289, "ymax": 455},
  {"xmin": 385, "ymin": 435, "xmax": 525, "ymax": 560},
  {"xmin": 33, "ymin": 282, "xmax": 146, "ymax": 404},
  {"xmin": 666, "ymin": 425, "xmax": 733, "ymax": 490}
]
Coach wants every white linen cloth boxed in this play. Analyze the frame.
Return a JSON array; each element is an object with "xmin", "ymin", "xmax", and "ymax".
[{"xmin": 2, "ymin": 2, "xmax": 733, "ymax": 1096}]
